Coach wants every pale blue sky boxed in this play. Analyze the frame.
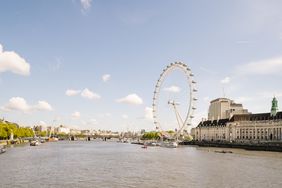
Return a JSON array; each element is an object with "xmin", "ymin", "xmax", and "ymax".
[{"xmin": 0, "ymin": 0, "xmax": 282, "ymax": 131}]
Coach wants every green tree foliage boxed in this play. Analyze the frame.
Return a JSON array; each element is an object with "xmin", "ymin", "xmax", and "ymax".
[
  {"xmin": 35, "ymin": 131, "xmax": 47, "ymax": 137},
  {"xmin": 0, "ymin": 121, "xmax": 34, "ymax": 140},
  {"xmin": 141, "ymin": 132, "xmax": 160, "ymax": 140},
  {"xmin": 167, "ymin": 130, "xmax": 175, "ymax": 134},
  {"xmin": 184, "ymin": 135, "xmax": 193, "ymax": 141}
]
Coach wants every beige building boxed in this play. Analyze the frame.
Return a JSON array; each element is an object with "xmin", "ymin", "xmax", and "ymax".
[
  {"xmin": 208, "ymin": 98, "xmax": 249, "ymax": 120},
  {"xmin": 194, "ymin": 97, "xmax": 282, "ymax": 143}
]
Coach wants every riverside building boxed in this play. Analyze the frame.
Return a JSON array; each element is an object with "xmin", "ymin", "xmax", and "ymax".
[{"xmin": 194, "ymin": 97, "xmax": 282, "ymax": 143}]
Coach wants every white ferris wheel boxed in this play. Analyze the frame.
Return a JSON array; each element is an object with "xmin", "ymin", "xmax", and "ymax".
[{"xmin": 152, "ymin": 62, "xmax": 197, "ymax": 135}]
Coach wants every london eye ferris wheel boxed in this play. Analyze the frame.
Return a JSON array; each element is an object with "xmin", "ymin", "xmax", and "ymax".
[{"xmin": 152, "ymin": 62, "xmax": 197, "ymax": 136}]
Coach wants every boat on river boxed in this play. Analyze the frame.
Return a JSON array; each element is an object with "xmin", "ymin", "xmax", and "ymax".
[
  {"xmin": 141, "ymin": 144, "xmax": 148, "ymax": 149},
  {"xmin": 161, "ymin": 141, "xmax": 178, "ymax": 148},
  {"xmin": 30, "ymin": 140, "xmax": 40, "ymax": 146},
  {"xmin": 48, "ymin": 137, "xmax": 58, "ymax": 142},
  {"xmin": 0, "ymin": 145, "xmax": 6, "ymax": 154}
]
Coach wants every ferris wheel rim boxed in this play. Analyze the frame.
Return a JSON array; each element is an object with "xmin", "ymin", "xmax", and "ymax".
[{"xmin": 152, "ymin": 62, "xmax": 197, "ymax": 133}]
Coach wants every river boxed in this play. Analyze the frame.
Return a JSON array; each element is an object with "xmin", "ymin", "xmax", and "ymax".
[{"xmin": 1, "ymin": 141, "xmax": 282, "ymax": 188}]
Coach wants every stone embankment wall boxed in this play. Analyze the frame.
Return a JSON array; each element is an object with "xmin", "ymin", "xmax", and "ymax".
[{"xmin": 180, "ymin": 141, "xmax": 282, "ymax": 152}]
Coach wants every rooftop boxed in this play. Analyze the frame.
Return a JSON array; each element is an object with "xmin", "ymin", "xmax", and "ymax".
[{"xmin": 198, "ymin": 111, "xmax": 282, "ymax": 127}]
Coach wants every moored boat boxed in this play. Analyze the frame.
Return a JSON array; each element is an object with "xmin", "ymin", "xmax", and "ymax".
[
  {"xmin": 48, "ymin": 137, "xmax": 58, "ymax": 142},
  {"xmin": 161, "ymin": 141, "xmax": 178, "ymax": 148},
  {"xmin": 0, "ymin": 145, "xmax": 6, "ymax": 154},
  {"xmin": 141, "ymin": 144, "xmax": 148, "ymax": 149},
  {"xmin": 30, "ymin": 140, "xmax": 40, "ymax": 146}
]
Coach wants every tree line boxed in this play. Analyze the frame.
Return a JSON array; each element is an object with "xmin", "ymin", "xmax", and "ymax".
[{"xmin": 0, "ymin": 121, "xmax": 34, "ymax": 140}]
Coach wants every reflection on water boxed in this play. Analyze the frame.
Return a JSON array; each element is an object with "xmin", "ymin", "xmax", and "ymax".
[{"xmin": 1, "ymin": 141, "xmax": 282, "ymax": 188}]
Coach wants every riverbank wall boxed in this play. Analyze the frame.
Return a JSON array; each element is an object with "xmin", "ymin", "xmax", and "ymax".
[
  {"xmin": 0, "ymin": 139, "xmax": 29, "ymax": 146},
  {"xmin": 180, "ymin": 141, "xmax": 282, "ymax": 152}
]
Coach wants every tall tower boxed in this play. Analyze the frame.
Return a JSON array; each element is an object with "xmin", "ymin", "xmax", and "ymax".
[{"xmin": 271, "ymin": 97, "xmax": 278, "ymax": 116}]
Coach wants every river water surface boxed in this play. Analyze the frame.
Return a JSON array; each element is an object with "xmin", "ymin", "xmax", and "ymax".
[{"xmin": 1, "ymin": 141, "xmax": 282, "ymax": 188}]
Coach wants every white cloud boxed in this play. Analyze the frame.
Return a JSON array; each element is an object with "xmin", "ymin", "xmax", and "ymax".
[
  {"xmin": 81, "ymin": 88, "xmax": 101, "ymax": 100},
  {"xmin": 102, "ymin": 74, "xmax": 111, "ymax": 82},
  {"xmin": 105, "ymin": 113, "xmax": 111, "ymax": 117},
  {"xmin": 116, "ymin": 94, "xmax": 143, "ymax": 105},
  {"xmin": 80, "ymin": 0, "xmax": 92, "ymax": 10},
  {"xmin": 3, "ymin": 97, "xmax": 30, "ymax": 112},
  {"xmin": 65, "ymin": 89, "xmax": 81, "ymax": 96},
  {"xmin": 39, "ymin": 121, "xmax": 47, "ymax": 126},
  {"xmin": 237, "ymin": 57, "xmax": 282, "ymax": 75},
  {"xmin": 122, "ymin": 114, "xmax": 128, "ymax": 119},
  {"xmin": 164, "ymin": 85, "xmax": 181, "ymax": 93},
  {"xmin": 221, "ymin": 77, "xmax": 231, "ymax": 84},
  {"xmin": 234, "ymin": 96, "xmax": 252, "ymax": 103},
  {"xmin": 2, "ymin": 97, "xmax": 53, "ymax": 113},
  {"xmin": 82, "ymin": 118, "xmax": 97, "ymax": 126},
  {"xmin": 72, "ymin": 111, "xmax": 81, "ymax": 119},
  {"xmin": 0, "ymin": 43, "xmax": 30, "ymax": 76},
  {"xmin": 98, "ymin": 113, "xmax": 111, "ymax": 118},
  {"xmin": 36, "ymin": 101, "xmax": 53, "ymax": 111},
  {"xmin": 89, "ymin": 118, "xmax": 97, "ymax": 124},
  {"xmin": 145, "ymin": 107, "xmax": 153, "ymax": 121}
]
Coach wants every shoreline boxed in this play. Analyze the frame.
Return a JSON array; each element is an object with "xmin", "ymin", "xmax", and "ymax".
[
  {"xmin": 180, "ymin": 141, "xmax": 282, "ymax": 152},
  {"xmin": 0, "ymin": 139, "xmax": 30, "ymax": 146}
]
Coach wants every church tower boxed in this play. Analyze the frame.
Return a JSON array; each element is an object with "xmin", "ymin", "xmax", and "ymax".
[{"xmin": 271, "ymin": 97, "xmax": 278, "ymax": 116}]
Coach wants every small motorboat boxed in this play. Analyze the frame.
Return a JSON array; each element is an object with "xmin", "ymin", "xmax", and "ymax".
[
  {"xmin": 0, "ymin": 145, "xmax": 6, "ymax": 154},
  {"xmin": 48, "ymin": 137, "xmax": 58, "ymax": 142},
  {"xmin": 148, "ymin": 142, "xmax": 157, "ymax": 146},
  {"xmin": 161, "ymin": 141, "xmax": 178, "ymax": 148},
  {"xmin": 30, "ymin": 140, "xmax": 40, "ymax": 146},
  {"xmin": 141, "ymin": 144, "xmax": 148, "ymax": 149}
]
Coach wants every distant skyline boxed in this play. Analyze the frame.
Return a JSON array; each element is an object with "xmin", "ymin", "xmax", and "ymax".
[{"xmin": 0, "ymin": 0, "xmax": 282, "ymax": 131}]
